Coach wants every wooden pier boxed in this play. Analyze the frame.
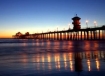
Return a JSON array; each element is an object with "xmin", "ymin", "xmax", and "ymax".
[
  {"xmin": 13, "ymin": 25, "xmax": 105, "ymax": 40},
  {"xmin": 13, "ymin": 15, "xmax": 105, "ymax": 40}
]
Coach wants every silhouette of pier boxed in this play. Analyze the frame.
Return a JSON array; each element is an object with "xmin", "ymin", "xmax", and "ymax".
[
  {"xmin": 13, "ymin": 15, "xmax": 105, "ymax": 40},
  {"xmin": 13, "ymin": 25, "xmax": 105, "ymax": 40}
]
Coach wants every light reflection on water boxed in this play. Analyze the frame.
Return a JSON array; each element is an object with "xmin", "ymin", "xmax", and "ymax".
[
  {"xmin": 0, "ymin": 40, "xmax": 105, "ymax": 76},
  {"xmin": 0, "ymin": 51, "xmax": 105, "ymax": 74}
]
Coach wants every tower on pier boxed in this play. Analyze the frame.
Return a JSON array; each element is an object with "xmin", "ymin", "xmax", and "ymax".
[{"xmin": 72, "ymin": 14, "xmax": 81, "ymax": 30}]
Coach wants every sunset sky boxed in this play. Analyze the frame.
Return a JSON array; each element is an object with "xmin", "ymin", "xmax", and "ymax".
[{"xmin": 0, "ymin": 0, "xmax": 105, "ymax": 38}]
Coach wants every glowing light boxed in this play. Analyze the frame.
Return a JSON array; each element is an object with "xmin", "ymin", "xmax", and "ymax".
[
  {"xmin": 70, "ymin": 60, "xmax": 73, "ymax": 71},
  {"xmin": 96, "ymin": 59, "xmax": 100, "ymax": 71},
  {"xmin": 54, "ymin": 53, "xmax": 60, "ymax": 70},
  {"xmin": 86, "ymin": 20, "xmax": 88, "ymax": 23},
  {"xmin": 87, "ymin": 59, "xmax": 91, "ymax": 71},
  {"xmin": 47, "ymin": 54, "xmax": 52, "ymax": 70},
  {"xmin": 94, "ymin": 21, "xmax": 97, "ymax": 27},
  {"xmin": 68, "ymin": 53, "xmax": 73, "ymax": 71},
  {"xmin": 36, "ymin": 57, "xmax": 40, "ymax": 70},
  {"xmin": 63, "ymin": 53, "xmax": 67, "ymax": 69},
  {"xmin": 86, "ymin": 20, "xmax": 88, "ymax": 28},
  {"xmin": 57, "ymin": 61, "xmax": 60, "ymax": 70},
  {"xmin": 47, "ymin": 54, "xmax": 51, "ymax": 62},
  {"xmin": 69, "ymin": 53, "xmax": 72, "ymax": 60},
  {"xmin": 63, "ymin": 53, "xmax": 67, "ymax": 61},
  {"xmin": 41, "ymin": 55, "xmax": 45, "ymax": 70}
]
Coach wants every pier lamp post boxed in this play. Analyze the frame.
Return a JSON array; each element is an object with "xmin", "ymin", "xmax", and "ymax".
[
  {"xmin": 48, "ymin": 29, "xmax": 49, "ymax": 32},
  {"xmin": 63, "ymin": 28, "xmax": 65, "ymax": 31},
  {"xmin": 68, "ymin": 23, "xmax": 70, "ymax": 30},
  {"xmin": 94, "ymin": 21, "xmax": 97, "ymax": 27},
  {"xmin": 57, "ymin": 27, "xmax": 58, "ymax": 31},
  {"xmin": 86, "ymin": 20, "xmax": 88, "ymax": 28}
]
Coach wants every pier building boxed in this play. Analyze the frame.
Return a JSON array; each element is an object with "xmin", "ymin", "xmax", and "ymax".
[{"xmin": 72, "ymin": 14, "xmax": 81, "ymax": 30}]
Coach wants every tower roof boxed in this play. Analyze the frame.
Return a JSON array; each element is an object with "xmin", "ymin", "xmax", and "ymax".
[{"xmin": 72, "ymin": 14, "xmax": 81, "ymax": 20}]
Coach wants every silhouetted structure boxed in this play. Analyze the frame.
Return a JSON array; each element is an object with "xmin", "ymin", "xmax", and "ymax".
[
  {"xmin": 13, "ymin": 16, "xmax": 105, "ymax": 40},
  {"xmin": 72, "ymin": 14, "xmax": 81, "ymax": 30}
]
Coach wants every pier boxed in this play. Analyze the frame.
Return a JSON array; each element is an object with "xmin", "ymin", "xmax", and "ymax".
[
  {"xmin": 13, "ymin": 26, "xmax": 105, "ymax": 40},
  {"xmin": 13, "ymin": 15, "xmax": 105, "ymax": 40}
]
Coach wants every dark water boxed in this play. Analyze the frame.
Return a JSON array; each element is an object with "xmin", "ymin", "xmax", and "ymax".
[{"xmin": 0, "ymin": 39, "xmax": 105, "ymax": 76}]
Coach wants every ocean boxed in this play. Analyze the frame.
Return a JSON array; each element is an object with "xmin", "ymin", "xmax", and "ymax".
[{"xmin": 0, "ymin": 39, "xmax": 105, "ymax": 76}]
